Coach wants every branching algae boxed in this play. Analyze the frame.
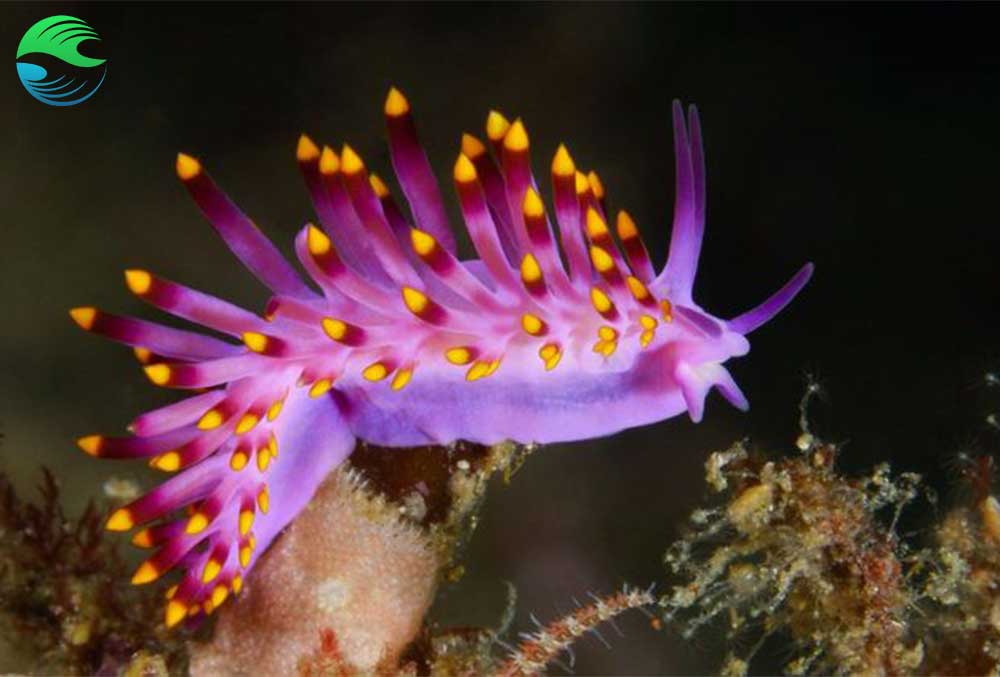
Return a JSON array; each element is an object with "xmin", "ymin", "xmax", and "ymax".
[{"xmin": 67, "ymin": 87, "xmax": 812, "ymax": 633}]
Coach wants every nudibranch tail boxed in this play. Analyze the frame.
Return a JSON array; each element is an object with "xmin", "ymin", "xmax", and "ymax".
[{"xmin": 72, "ymin": 87, "xmax": 811, "ymax": 626}]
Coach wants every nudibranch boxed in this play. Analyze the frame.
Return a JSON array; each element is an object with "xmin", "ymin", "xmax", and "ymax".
[{"xmin": 71, "ymin": 88, "xmax": 811, "ymax": 627}]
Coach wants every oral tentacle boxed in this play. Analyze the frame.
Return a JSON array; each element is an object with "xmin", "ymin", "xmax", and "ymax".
[{"xmin": 727, "ymin": 263, "xmax": 815, "ymax": 335}]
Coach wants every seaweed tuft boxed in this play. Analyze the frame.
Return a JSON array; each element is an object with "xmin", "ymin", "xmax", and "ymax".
[{"xmin": 0, "ymin": 468, "xmax": 188, "ymax": 675}]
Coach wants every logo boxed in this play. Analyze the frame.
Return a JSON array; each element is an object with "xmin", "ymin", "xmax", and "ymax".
[{"xmin": 16, "ymin": 15, "xmax": 106, "ymax": 107}]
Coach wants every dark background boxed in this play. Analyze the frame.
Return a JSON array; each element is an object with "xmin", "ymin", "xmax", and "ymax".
[{"xmin": 3, "ymin": 3, "xmax": 999, "ymax": 674}]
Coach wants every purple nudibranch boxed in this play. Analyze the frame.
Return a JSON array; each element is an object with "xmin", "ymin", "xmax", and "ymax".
[{"xmin": 70, "ymin": 88, "xmax": 812, "ymax": 627}]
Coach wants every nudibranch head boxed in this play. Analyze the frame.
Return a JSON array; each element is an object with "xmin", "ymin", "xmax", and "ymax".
[{"xmin": 71, "ymin": 87, "xmax": 811, "ymax": 627}]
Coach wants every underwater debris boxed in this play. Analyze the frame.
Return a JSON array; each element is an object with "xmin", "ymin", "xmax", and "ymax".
[
  {"xmin": 661, "ymin": 433, "xmax": 924, "ymax": 675},
  {"xmin": 0, "ymin": 469, "xmax": 187, "ymax": 675},
  {"xmin": 659, "ymin": 377, "xmax": 1000, "ymax": 676}
]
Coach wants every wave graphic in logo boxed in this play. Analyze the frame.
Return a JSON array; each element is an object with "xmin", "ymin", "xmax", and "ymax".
[{"xmin": 16, "ymin": 15, "xmax": 107, "ymax": 107}]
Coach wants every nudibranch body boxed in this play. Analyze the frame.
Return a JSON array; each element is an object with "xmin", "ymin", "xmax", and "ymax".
[{"xmin": 71, "ymin": 88, "xmax": 811, "ymax": 626}]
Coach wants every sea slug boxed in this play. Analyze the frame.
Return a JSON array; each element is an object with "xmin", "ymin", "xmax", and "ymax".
[{"xmin": 70, "ymin": 88, "xmax": 812, "ymax": 626}]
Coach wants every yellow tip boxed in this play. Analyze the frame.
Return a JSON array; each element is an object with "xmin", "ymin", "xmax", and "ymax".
[
  {"xmin": 461, "ymin": 133, "xmax": 486, "ymax": 159},
  {"xmin": 144, "ymin": 363, "xmax": 171, "ymax": 386},
  {"xmin": 589, "ymin": 246, "xmax": 615, "ymax": 273},
  {"xmin": 466, "ymin": 361, "xmax": 491, "ymax": 382},
  {"xmin": 242, "ymin": 331, "xmax": 269, "ymax": 354},
  {"xmin": 76, "ymin": 434, "xmax": 102, "ymax": 457},
  {"xmin": 445, "ymin": 346, "xmax": 473, "ymax": 366},
  {"xmin": 165, "ymin": 600, "xmax": 188, "ymax": 628},
  {"xmin": 106, "ymin": 508, "xmax": 134, "ymax": 531},
  {"xmin": 454, "ymin": 153, "xmax": 478, "ymax": 183},
  {"xmin": 401, "ymin": 286, "xmax": 429, "ymax": 315},
  {"xmin": 522, "ymin": 187, "xmax": 544, "ymax": 219},
  {"xmin": 486, "ymin": 110, "xmax": 511, "ymax": 142},
  {"xmin": 258, "ymin": 486, "xmax": 270, "ymax": 513},
  {"xmin": 616, "ymin": 210, "xmax": 638, "ymax": 240},
  {"xmin": 232, "ymin": 574, "xmax": 244, "ymax": 594},
  {"xmin": 256, "ymin": 445, "xmax": 272, "ymax": 472},
  {"xmin": 296, "ymin": 134, "xmax": 320, "ymax": 162},
  {"xmin": 240, "ymin": 545, "xmax": 252, "ymax": 568},
  {"xmin": 186, "ymin": 512, "xmax": 209, "ymax": 535},
  {"xmin": 598, "ymin": 325, "xmax": 618, "ymax": 342},
  {"xmin": 321, "ymin": 317, "xmax": 347, "ymax": 342},
  {"xmin": 504, "ymin": 118, "xmax": 529, "ymax": 152},
  {"xmin": 552, "ymin": 145, "xmax": 575, "ymax": 177},
  {"xmin": 520, "ymin": 253, "xmax": 542, "ymax": 284},
  {"xmin": 587, "ymin": 170, "xmax": 605, "ymax": 199},
  {"xmin": 626, "ymin": 276, "xmax": 650, "ymax": 302},
  {"xmin": 660, "ymin": 298, "xmax": 674, "ymax": 322},
  {"xmin": 176, "ymin": 153, "xmax": 202, "ymax": 181},
  {"xmin": 640, "ymin": 314, "xmax": 658, "ymax": 331},
  {"xmin": 239, "ymin": 509, "xmax": 255, "ymax": 536},
  {"xmin": 391, "ymin": 368, "xmax": 413, "ymax": 391},
  {"xmin": 385, "ymin": 87, "xmax": 410, "ymax": 116},
  {"xmin": 124, "ymin": 269, "xmax": 152, "ymax": 295},
  {"xmin": 235, "ymin": 413, "xmax": 259, "ymax": 435},
  {"xmin": 131, "ymin": 560, "xmax": 160, "ymax": 585},
  {"xmin": 319, "ymin": 146, "xmax": 340, "ymax": 175},
  {"xmin": 69, "ymin": 306, "xmax": 97, "ymax": 331},
  {"xmin": 590, "ymin": 286, "xmax": 614, "ymax": 314},
  {"xmin": 574, "ymin": 170, "xmax": 590, "ymax": 195},
  {"xmin": 202, "ymin": 558, "xmax": 222, "ymax": 583},
  {"xmin": 586, "ymin": 208, "xmax": 609, "ymax": 238},
  {"xmin": 307, "ymin": 224, "xmax": 332, "ymax": 256},
  {"xmin": 132, "ymin": 528, "xmax": 154, "ymax": 548},
  {"xmin": 410, "ymin": 228, "xmax": 437, "ymax": 257},
  {"xmin": 369, "ymin": 173, "xmax": 390, "ymax": 199},
  {"xmin": 541, "ymin": 344, "xmax": 561, "ymax": 371},
  {"xmin": 152, "ymin": 450, "xmax": 182, "ymax": 472},
  {"xmin": 362, "ymin": 362, "xmax": 389, "ymax": 382},
  {"xmin": 211, "ymin": 584, "xmax": 229, "ymax": 608},
  {"xmin": 133, "ymin": 346, "xmax": 153, "ymax": 364},
  {"xmin": 197, "ymin": 408, "xmax": 224, "ymax": 430},
  {"xmin": 521, "ymin": 313, "xmax": 544, "ymax": 336},
  {"xmin": 309, "ymin": 378, "xmax": 333, "ymax": 398},
  {"xmin": 230, "ymin": 449, "xmax": 249, "ymax": 471},
  {"xmin": 267, "ymin": 398, "xmax": 284, "ymax": 422},
  {"xmin": 165, "ymin": 584, "xmax": 178, "ymax": 600},
  {"xmin": 340, "ymin": 144, "xmax": 364, "ymax": 175}
]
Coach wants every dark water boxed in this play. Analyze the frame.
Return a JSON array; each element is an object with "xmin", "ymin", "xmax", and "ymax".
[{"xmin": 2, "ymin": 3, "xmax": 998, "ymax": 674}]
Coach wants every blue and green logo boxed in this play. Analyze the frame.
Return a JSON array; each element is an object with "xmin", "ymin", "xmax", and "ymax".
[{"xmin": 16, "ymin": 16, "xmax": 106, "ymax": 107}]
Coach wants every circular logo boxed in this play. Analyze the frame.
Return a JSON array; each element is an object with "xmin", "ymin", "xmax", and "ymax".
[{"xmin": 16, "ymin": 15, "xmax": 107, "ymax": 107}]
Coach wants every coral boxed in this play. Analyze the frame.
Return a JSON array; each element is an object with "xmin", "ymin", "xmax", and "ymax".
[
  {"xmin": 0, "ymin": 469, "xmax": 187, "ymax": 675},
  {"xmin": 189, "ymin": 466, "xmax": 440, "ymax": 674},
  {"xmin": 189, "ymin": 440, "xmax": 524, "ymax": 675}
]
